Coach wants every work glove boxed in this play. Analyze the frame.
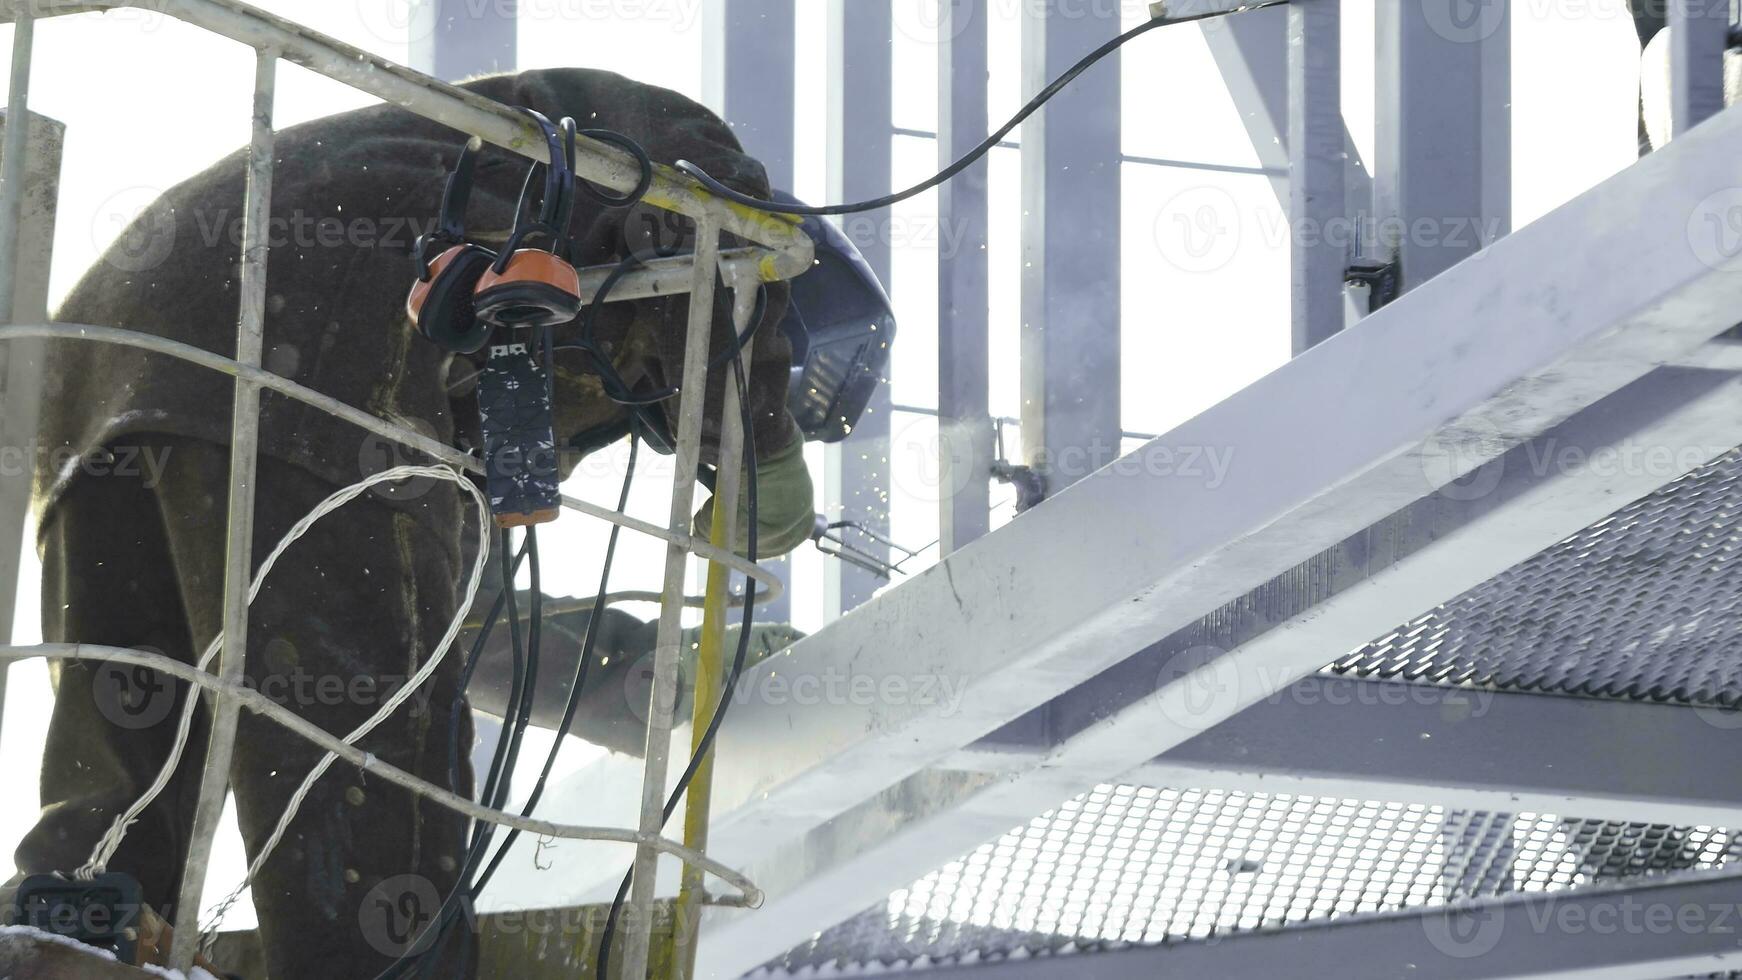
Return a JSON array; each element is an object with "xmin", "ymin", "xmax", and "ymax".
[{"xmin": 694, "ymin": 418, "xmax": 815, "ymax": 558}]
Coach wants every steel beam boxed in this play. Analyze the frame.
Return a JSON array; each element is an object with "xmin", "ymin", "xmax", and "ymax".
[
  {"xmin": 950, "ymin": 677, "xmax": 1742, "ymax": 830},
  {"xmin": 1373, "ymin": 0, "xmax": 1510, "ymax": 293},
  {"xmin": 904, "ymin": 870, "xmax": 1742, "ymax": 979},
  {"xmin": 1018, "ymin": 0, "xmax": 1121, "ymax": 491},
  {"xmin": 684, "ymin": 361, "xmax": 1742, "ymax": 978},
  {"xmin": 703, "ymin": 0, "xmax": 794, "ymax": 185},
  {"xmin": 409, "ymin": 0, "xmax": 516, "ymax": 81},
  {"xmin": 495, "ymin": 110, "xmax": 1742, "ymax": 957},
  {"xmin": 938, "ymin": 0, "xmax": 993, "ymax": 554},
  {"xmin": 1286, "ymin": 0, "xmax": 1343, "ymax": 352},
  {"xmin": 697, "ymin": 109, "xmax": 1742, "ymax": 875},
  {"xmin": 1198, "ymin": 3, "xmax": 1371, "ymax": 215},
  {"xmin": 822, "ymin": 0, "xmax": 893, "ymax": 616}
]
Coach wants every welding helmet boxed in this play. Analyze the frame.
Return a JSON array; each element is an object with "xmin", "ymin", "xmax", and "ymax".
[{"xmin": 770, "ymin": 191, "xmax": 897, "ymax": 443}]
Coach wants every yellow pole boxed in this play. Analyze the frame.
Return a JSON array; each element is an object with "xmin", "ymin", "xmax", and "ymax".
[
  {"xmin": 660, "ymin": 527, "xmax": 732, "ymax": 978},
  {"xmin": 659, "ymin": 310, "xmax": 756, "ymax": 979}
]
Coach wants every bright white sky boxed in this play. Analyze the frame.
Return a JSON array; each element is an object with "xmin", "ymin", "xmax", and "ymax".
[{"xmin": 0, "ymin": 0, "xmax": 1639, "ymax": 924}]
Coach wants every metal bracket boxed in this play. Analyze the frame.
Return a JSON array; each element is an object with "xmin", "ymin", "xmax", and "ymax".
[{"xmin": 1345, "ymin": 259, "xmax": 1400, "ymax": 311}]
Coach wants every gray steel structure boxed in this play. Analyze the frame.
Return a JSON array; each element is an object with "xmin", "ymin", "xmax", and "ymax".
[
  {"xmin": 822, "ymin": 0, "xmax": 893, "ymax": 616},
  {"xmin": 937, "ymin": 0, "xmax": 994, "ymax": 555},
  {"xmin": 1020, "ymin": 0, "xmax": 1121, "ymax": 490},
  {"xmin": 409, "ymin": 0, "xmax": 516, "ymax": 81}
]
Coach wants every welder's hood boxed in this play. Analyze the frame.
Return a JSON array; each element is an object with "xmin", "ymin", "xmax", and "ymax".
[{"xmin": 770, "ymin": 190, "xmax": 897, "ymax": 443}]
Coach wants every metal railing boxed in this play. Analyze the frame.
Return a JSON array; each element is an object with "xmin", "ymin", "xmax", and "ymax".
[{"xmin": 0, "ymin": 0, "xmax": 812, "ymax": 974}]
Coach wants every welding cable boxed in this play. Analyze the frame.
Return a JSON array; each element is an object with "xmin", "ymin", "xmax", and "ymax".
[
  {"xmin": 81, "ymin": 463, "xmax": 492, "ymax": 884},
  {"xmin": 381, "ymin": 529, "xmax": 543, "ymax": 980},
  {"xmin": 554, "ymin": 244, "xmax": 769, "ymax": 411},
  {"xmin": 472, "ymin": 531, "xmax": 535, "ymax": 851},
  {"xmin": 673, "ymin": 3, "xmax": 1284, "ymax": 216},
  {"xmin": 397, "ymin": 330, "xmax": 570, "ymax": 978},
  {"xmin": 394, "ymin": 528, "xmax": 535, "ymax": 980},
  {"xmin": 473, "ymin": 433, "xmax": 640, "ymax": 892},
  {"xmin": 574, "ymin": 126, "xmax": 655, "ymax": 209},
  {"xmin": 446, "ymin": 537, "xmax": 533, "ymax": 799},
  {"xmin": 365, "ymin": 533, "xmax": 530, "ymax": 977},
  {"xmin": 597, "ymin": 346, "xmax": 763, "ymax": 979},
  {"xmin": 392, "ymin": 436, "xmax": 648, "ymax": 978},
  {"xmin": 401, "ymin": 340, "xmax": 564, "ymax": 977}
]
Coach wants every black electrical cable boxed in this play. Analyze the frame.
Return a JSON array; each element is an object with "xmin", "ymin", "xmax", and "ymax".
[
  {"xmin": 444, "ymin": 537, "xmax": 531, "ymax": 796},
  {"xmin": 575, "ymin": 127, "xmax": 655, "ymax": 209},
  {"xmin": 411, "ymin": 530, "xmax": 540, "ymax": 980},
  {"xmin": 471, "ymin": 432, "xmax": 640, "ymax": 893},
  {"xmin": 596, "ymin": 349, "xmax": 762, "ymax": 979},
  {"xmin": 475, "ymin": 529, "xmax": 542, "ymax": 871},
  {"xmin": 472, "ymin": 341, "xmax": 640, "ymax": 902},
  {"xmin": 374, "ymin": 528, "xmax": 532, "ymax": 980},
  {"xmin": 378, "ymin": 112, "xmax": 660, "ymax": 980},
  {"xmin": 673, "ymin": 3, "xmax": 1284, "ymax": 216},
  {"xmin": 410, "ymin": 533, "xmax": 541, "ymax": 980},
  {"xmin": 553, "ymin": 278, "xmax": 769, "ymax": 408},
  {"xmin": 405, "ymin": 328, "xmax": 563, "ymax": 977}
]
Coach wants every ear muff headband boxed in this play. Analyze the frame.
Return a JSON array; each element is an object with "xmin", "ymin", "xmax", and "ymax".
[
  {"xmin": 514, "ymin": 107, "xmax": 571, "ymax": 241},
  {"xmin": 475, "ymin": 110, "xmax": 584, "ymax": 328},
  {"xmin": 415, "ymin": 136, "xmax": 483, "ymax": 278}
]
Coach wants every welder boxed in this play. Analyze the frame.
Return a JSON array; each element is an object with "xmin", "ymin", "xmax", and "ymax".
[{"xmin": 6, "ymin": 68, "xmax": 819, "ymax": 978}]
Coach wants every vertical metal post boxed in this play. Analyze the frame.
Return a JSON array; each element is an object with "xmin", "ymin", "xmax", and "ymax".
[
  {"xmin": 667, "ymin": 287, "xmax": 756, "ymax": 980},
  {"xmin": 823, "ymin": 0, "xmax": 891, "ymax": 615},
  {"xmin": 171, "ymin": 48, "xmax": 276, "ymax": 970},
  {"xmin": 937, "ymin": 0, "xmax": 992, "ymax": 555},
  {"xmin": 1376, "ymin": 1, "xmax": 1515, "ymax": 890},
  {"xmin": 1019, "ymin": 0, "xmax": 1121, "ymax": 491},
  {"xmin": 704, "ymin": 0, "xmax": 795, "ymax": 184},
  {"xmin": 1481, "ymin": 1, "xmax": 1510, "ymax": 240},
  {"xmin": 1670, "ymin": 0, "xmax": 1729, "ymax": 138},
  {"xmin": 410, "ymin": 0, "xmax": 517, "ymax": 80},
  {"xmin": 0, "ymin": 15, "xmax": 50, "ymax": 772},
  {"xmin": 704, "ymin": 0, "xmax": 796, "ymax": 620},
  {"xmin": 1374, "ymin": 0, "xmax": 1510, "ymax": 295},
  {"xmin": 1203, "ymin": 5, "xmax": 1373, "ymax": 252},
  {"xmin": 622, "ymin": 218, "xmax": 722, "ymax": 980},
  {"xmin": 0, "ymin": 107, "xmax": 57, "ymax": 654},
  {"xmin": 1287, "ymin": 0, "xmax": 1344, "ymax": 354},
  {"xmin": 0, "ymin": 6, "xmax": 32, "ymax": 322}
]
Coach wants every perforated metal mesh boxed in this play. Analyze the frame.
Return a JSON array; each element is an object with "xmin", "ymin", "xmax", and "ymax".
[
  {"xmin": 1330, "ymin": 448, "xmax": 1742, "ymax": 707},
  {"xmin": 752, "ymin": 450, "xmax": 1742, "ymax": 976},
  {"xmin": 754, "ymin": 784, "xmax": 1739, "ymax": 975}
]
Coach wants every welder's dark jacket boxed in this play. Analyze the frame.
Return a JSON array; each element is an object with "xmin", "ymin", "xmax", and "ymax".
[{"xmin": 36, "ymin": 68, "xmax": 796, "ymax": 526}]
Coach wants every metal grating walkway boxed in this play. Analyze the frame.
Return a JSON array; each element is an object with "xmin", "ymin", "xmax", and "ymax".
[
  {"xmin": 1331, "ymin": 447, "xmax": 1742, "ymax": 707},
  {"xmin": 754, "ymin": 785, "xmax": 1737, "ymax": 975},
  {"xmin": 750, "ymin": 446, "xmax": 1742, "ymax": 976}
]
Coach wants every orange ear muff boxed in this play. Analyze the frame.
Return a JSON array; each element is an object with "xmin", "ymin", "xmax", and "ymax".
[
  {"xmin": 407, "ymin": 243, "xmax": 497, "ymax": 354},
  {"xmin": 473, "ymin": 249, "xmax": 583, "ymax": 329}
]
